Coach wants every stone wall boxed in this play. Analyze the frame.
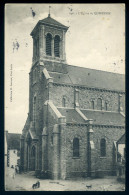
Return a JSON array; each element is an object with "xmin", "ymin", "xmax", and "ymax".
[
  {"xmin": 49, "ymin": 84, "xmax": 125, "ymax": 112},
  {"xmin": 64, "ymin": 124, "xmax": 88, "ymax": 178},
  {"xmin": 60, "ymin": 124, "xmax": 125, "ymax": 178},
  {"xmin": 92, "ymin": 126, "xmax": 125, "ymax": 175},
  {"xmin": 47, "ymin": 105, "xmax": 59, "ymax": 178},
  {"xmin": 49, "ymin": 84, "xmax": 74, "ymax": 108}
]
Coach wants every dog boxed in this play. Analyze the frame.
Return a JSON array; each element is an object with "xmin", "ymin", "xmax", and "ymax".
[
  {"xmin": 86, "ymin": 184, "xmax": 92, "ymax": 189},
  {"xmin": 32, "ymin": 181, "xmax": 40, "ymax": 189},
  {"xmin": 32, "ymin": 183, "xmax": 37, "ymax": 189}
]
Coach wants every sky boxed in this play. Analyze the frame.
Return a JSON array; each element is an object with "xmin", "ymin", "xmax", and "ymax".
[{"xmin": 5, "ymin": 4, "xmax": 125, "ymax": 134}]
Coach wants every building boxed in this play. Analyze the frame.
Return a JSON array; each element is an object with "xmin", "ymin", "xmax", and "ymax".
[
  {"xmin": 5, "ymin": 131, "xmax": 21, "ymax": 168},
  {"xmin": 115, "ymin": 134, "xmax": 125, "ymax": 179},
  {"xmin": 20, "ymin": 14, "xmax": 125, "ymax": 179}
]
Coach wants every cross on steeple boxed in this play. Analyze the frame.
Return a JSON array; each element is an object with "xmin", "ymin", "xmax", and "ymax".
[{"xmin": 48, "ymin": 6, "xmax": 51, "ymax": 17}]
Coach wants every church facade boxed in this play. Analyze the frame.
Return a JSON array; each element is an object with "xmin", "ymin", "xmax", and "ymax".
[{"xmin": 20, "ymin": 14, "xmax": 125, "ymax": 179}]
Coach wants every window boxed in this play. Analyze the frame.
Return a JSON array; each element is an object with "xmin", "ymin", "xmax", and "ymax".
[
  {"xmin": 73, "ymin": 138, "xmax": 79, "ymax": 157},
  {"xmin": 36, "ymin": 37, "xmax": 39, "ymax": 57},
  {"xmin": 91, "ymin": 101, "xmax": 94, "ymax": 109},
  {"xmin": 33, "ymin": 97, "xmax": 36, "ymax": 125},
  {"xmin": 100, "ymin": 138, "xmax": 106, "ymax": 157},
  {"xmin": 31, "ymin": 146, "xmax": 36, "ymax": 157},
  {"xmin": 51, "ymin": 135, "xmax": 53, "ymax": 145},
  {"xmin": 105, "ymin": 102, "xmax": 108, "ymax": 111},
  {"xmin": 46, "ymin": 33, "xmax": 52, "ymax": 56},
  {"xmin": 54, "ymin": 35, "xmax": 60, "ymax": 57},
  {"xmin": 97, "ymin": 98, "xmax": 102, "ymax": 110},
  {"xmin": 62, "ymin": 97, "xmax": 66, "ymax": 107}
]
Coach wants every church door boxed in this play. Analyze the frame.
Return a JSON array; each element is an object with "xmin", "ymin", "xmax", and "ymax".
[{"xmin": 30, "ymin": 146, "xmax": 36, "ymax": 171}]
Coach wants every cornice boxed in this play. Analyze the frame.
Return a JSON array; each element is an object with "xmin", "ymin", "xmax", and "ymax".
[
  {"xmin": 52, "ymin": 82, "xmax": 125, "ymax": 94},
  {"xmin": 66, "ymin": 122, "xmax": 125, "ymax": 128}
]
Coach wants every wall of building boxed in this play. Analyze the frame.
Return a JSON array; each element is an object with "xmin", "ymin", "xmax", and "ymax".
[
  {"xmin": 47, "ymin": 105, "xmax": 59, "ymax": 178},
  {"xmin": 49, "ymin": 84, "xmax": 74, "ymax": 108},
  {"xmin": 9, "ymin": 149, "xmax": 20, "ymax": 168},
  {"xmin": 121, "ymin": 94, "xmax": 125, "ymax": 113},
  {"xmin": 78, "ymin": 88, "xmax": 119, "ymax": 112},
  {"xmin": 64, "ymin": 124, "xmax": 88, "ymax": 178},
  {"xmin": 92, "ymin": 126, "xmax": 125, "ymax": 175},
  {"xmin": 118, "ymin": 144, "xmax": 125, "ymax": 157},
  {"xmin": 49, "ymin": 84, "xmax": 125, "ymax": 112}
]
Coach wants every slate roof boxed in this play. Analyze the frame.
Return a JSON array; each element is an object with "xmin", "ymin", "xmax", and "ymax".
[
  {"xmin": 48, "ymin": 64, "xmax": 125, "ymax": 92},
  {"xmin": 39, "ymin": 15, "xmax": 68, "ymax": 29},
  {"xmin": 58, "ymin": 108, "xmax": 86, "ymax": 123},
  {"xmin": 57, "ymin": 108, "xmax": 125, "ymax": 126},
  {"xmin": 81, "ymin": 109, "xmax": 125, "ymax": 126},
  {"xmin": 6, "ymin": 132, "xmax": 21, "ymax": 150}
]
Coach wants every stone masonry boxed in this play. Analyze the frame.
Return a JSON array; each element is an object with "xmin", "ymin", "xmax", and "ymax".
[{"xmin": 20, "ymin": 14, "xmax": 125, "ymax": 179}]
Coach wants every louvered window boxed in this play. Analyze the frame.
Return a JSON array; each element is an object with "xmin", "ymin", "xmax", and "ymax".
[
  {"xmin": 46, "ymin": 33, "xmax": 52, "ymax": 56},
  {"xmin": 54, "ymin": 35, "xmax": 60, "ymax": 57}
]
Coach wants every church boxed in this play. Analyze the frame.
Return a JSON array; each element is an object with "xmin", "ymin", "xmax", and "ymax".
[{"xmin": 20, "ymin": 13, "xmax": 125, "ymax": 180}]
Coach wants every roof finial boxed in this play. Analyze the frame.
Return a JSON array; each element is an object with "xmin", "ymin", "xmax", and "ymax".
[{"xmin": 48, "ymin": 6, "xmax": 51, "ymax": 17}]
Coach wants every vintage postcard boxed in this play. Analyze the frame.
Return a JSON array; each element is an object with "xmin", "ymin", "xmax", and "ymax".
[{"xmin": 5, "ymin": 3, "xmax": 125, "ymax": 191}]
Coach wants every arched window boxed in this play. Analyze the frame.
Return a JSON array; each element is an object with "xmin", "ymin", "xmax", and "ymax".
[
  {"xmin": 31, "ymin": 146, "xmax": 36, "ymax": 157},
  {"xmin": 91, "ymin": 100, "xmax": 95, "ymax": 109},
  {"xmin": 100, "ymin": 138, "xmax": 106, "ymax": 157},
  {"xmin": 105, "ymin": 102, "xmax": 108, "ymax": 111},
  {"xmin": 62, "ymin": 97, "xmax": 66, "ymax": 107},
  {"xmin": 33, "ymin": 97, "xmax": 36, "ymax": 125},
  {"xmin": 33, "ymin": 69, "xmax": 36, "ymax": 82},
  {"xmin": 36, "ymin": 37, "xmax": 39, "ymax": 57},
  {"xmin": 73, "ymin": 138, "xmax": 79, "ymax": 157},
  {"xmin": 97, "ymin": 98, "xmax": 102, "ymax": 110},
  {"xmin": 46, "ymin": 33, "xmax": 52, "ymax": 56},
  {"xmin": 54, "ymin": 35, "xmax": 60, "ymax": 57}
]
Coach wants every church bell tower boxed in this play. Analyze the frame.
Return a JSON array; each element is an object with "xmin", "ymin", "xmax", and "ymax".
[{"xmin": 30, "ymin": 13, "xmax": 69, "ymax": 66}]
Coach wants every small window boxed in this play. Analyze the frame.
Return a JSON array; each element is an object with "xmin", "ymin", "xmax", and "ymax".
[
  {"xmin": 100, "ymin": 138, "xmax": 106, "ymax": 157},
  {"xmin": 33, "ymin": 97, "xmax": 36, "ymax": 125},
  {"xmin": 51, "ymin": 135, "xmax": 53, "ymax": 145},
  {"xmin": 36, "ymin": 37, "xmax": 39, "ymax": 57},
  {"xmin": 62, "ymin": 97, "xmax": 66, "ymax": 107},
  {"xmin": 91, "ymin": 101, "xmax": 94, "ymax": 109},
  {"xmin": 46, "ymin": 33, "xmax": 52, "ymax": 56},
  {"xmin": 97, "ymin": 98, "xmax": 102, "ymax": 110},
  {"xmin": 54, "ymin": 35, "xmax": 60, "ymax": 57},
  {"xmin": 105, "ymin": 102, "xmax": 108, "ymax": 111},
  {"xmin": 34, "ymin": 69, "xmax": 36, "ymax": 81},
  {"xmin": 73, "ymin": 138, "xmax": 79, "ymax": 157},
  {"xmin": 31, "ymin": 146, "xmax": 36, "ymax": 157}
]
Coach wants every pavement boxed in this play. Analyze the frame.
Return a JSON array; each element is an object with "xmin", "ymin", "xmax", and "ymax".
[{"xmin": 5, "ymin": 167, "xmax": 125, "ymax": 191}]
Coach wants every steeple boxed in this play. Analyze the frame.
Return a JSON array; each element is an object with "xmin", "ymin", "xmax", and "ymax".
[{"xmin": 30, "ymin": 13, "xmax": 69, "ymax": 66}]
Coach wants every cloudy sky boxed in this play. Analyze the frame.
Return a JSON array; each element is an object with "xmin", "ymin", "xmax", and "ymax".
[{"xmin": 5, "ymin": 4, "xmax": 125, "ymax": 134}]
